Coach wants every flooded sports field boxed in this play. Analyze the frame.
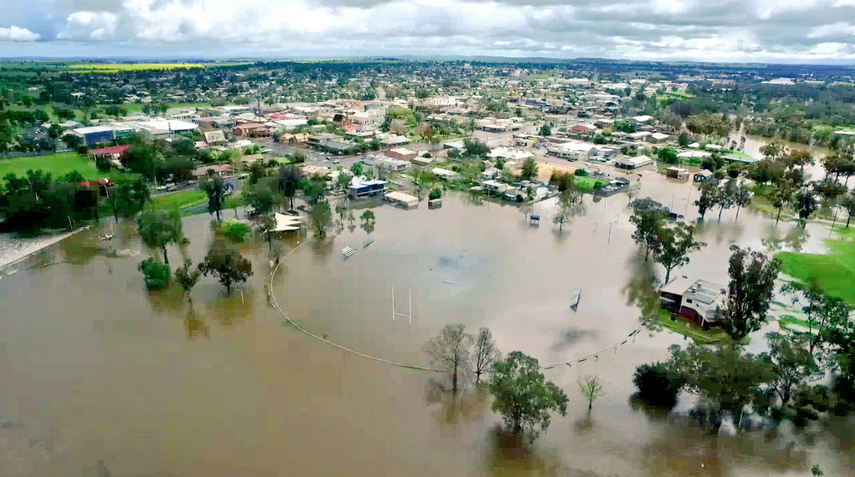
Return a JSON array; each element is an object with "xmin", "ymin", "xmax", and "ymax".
[{"xmin": 1, "ymin": 172, "xmax": 852, "ymax": 477}]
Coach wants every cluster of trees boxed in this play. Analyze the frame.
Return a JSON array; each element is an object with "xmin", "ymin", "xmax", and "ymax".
[
  {"xmin": 426, "ymin": 325, "xmax": 567, "ymax": 441},
  {"xmin": 427, "ymin": 324, "xmax": 615, "ymax": 442},
  {"xmin": 0, "ymin": 170, "xmax": 149, "ymax": 233},
  {"xmin": 746, "ymin": 144, "xmax": 854, "ymax": 226},
  {"xmin": 629, "ymin": 198, "xmax": 705, "ymax": 283},
  {"xmin": 136, "ymin": 208, "xmax": 253, "ymax": 295},
  {"xmin": 634, "ymin": 280, "xmax": 855, "ymax": 431},
  {"xmin": 694, "ymin": 178, "xmax": 753, "ymax": 222}
]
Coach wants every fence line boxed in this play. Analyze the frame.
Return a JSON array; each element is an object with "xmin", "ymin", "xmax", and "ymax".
[{"xmin": 267, "ymin": 239, "xmax": 648, "ymax": 373}]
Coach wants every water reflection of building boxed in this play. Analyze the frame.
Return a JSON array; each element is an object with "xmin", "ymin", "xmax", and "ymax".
[{"xmin": 660, "ymin": 277, "xmax": 726, "ymax": 327}]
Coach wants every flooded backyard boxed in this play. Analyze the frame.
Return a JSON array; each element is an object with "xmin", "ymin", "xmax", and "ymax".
[{"xmin": 1, "ymin": 172, "xmax": 853, "ymax": 477}]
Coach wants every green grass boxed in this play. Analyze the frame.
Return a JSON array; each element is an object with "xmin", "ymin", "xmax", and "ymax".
[
  {"xmin": 150, "ymin": 190, "xmax": 207, "ymax": 211},
  {"xmin": 725, "ymin": 150, "xmax": 754, "ymax": 160},
  {"xmin": 776, "ymin": 229, "xmax": 855, "ymax": 304},
  {"xmin": 779, "ymin": 315, "xmax": 812, "ymax": 330},
  {"xmin": 653, "ymin": 309, "xmax": 734, "ymax": 345},
  {"xmin": 573, "ymin": 176, "xmax": 609, "ymax": 191},
  {"xmin": 0, "ymin": 152, "xmax": 99, "ymax": 179}
]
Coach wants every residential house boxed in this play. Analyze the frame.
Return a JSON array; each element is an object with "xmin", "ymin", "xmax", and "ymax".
[
  {"xmin": 386, "ymin": 147, "xmax": 418, "ymax": 161},
  {"xmin": 646, "ymin": 132, "xmax": 670, "ymax": 144},
  {"xmin": 376, "ymin": 157, "xmax": 410, "ymax": 171},
  {"xmin": 432, "ymin": 168, "xmax": 458, "ymax": 180},
  {"xmin": 204, "ymin": 130, "xmax": 228, "ymax": 145},
  {"xmin": 233, "ymin": 122, "xmax": 271, "ymax": 137},
  {"xmin": 693, "ymin": 170, "xmax": 714, "ymax": 182},
  {"xmin": 660, "ymin": 277, "xmax": 726, "ymax": 327}
]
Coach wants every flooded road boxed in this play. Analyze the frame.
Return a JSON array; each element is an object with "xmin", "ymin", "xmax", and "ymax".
[{"xmin": 0, "ymin": 172, "xmax": 852, "ymax": 477}]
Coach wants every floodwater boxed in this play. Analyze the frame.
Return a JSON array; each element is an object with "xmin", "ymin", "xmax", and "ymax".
[{"xmin": 1, "ymin": 172, "xmax": 853, "ymax": 477}]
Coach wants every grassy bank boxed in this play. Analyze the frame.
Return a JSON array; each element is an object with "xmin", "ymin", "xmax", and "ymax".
[
  {"xmin": 776, "ymin": 229, "xmax": 855, "ymax": 304},
  {"xmin": 653, "ymin": 309, "xmax": 734, "ymax": 345}
]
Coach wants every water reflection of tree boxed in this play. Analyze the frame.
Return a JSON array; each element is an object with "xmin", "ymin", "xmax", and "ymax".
[
  {"xmin": 762, "ymin": 225, "xmax": 810, "ymax": 253},
  {"xmin": 463, "ymin": 190, "xmax": 485, "ymax": 207},
  {"xmin": 206, "ymin": 289, "xmax": 256, "ymax": 327},
  {"xmin": 59, "ymin": 234, "xmax": 103, "ymax": 266},
  {"xmin": 425, "ymin": 380, "xmax": 490, "ymax": 431},
  {"xmin": 184, "ymin": 299, "xmax": 209, "ymax": 340},
  {"xmin": 483, "ymin": 425, "xmax": 562, "ymax": 477},
  {"xmin": 641, "ymin": 420, "xmax": 808, "ymax": 477},
  {"xmin": 145, "ymin": 285, "xmax": 187, "ymax": 317},
  {"xmin": 623, "ymin": 251, "xmax": 661, "ymax": 322}
]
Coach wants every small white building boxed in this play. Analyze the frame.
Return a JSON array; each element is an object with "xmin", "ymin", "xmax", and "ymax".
[
  {"xmin": 432, "ymin": 168, "xmax": 458, "ymax": 180},
  {"xmin": 547, "ymin": 142, "xmax": 596, "ymax": 161},
  {"xmin": 488, "ymin": 147, "xmax": 534, "ymax": 161},
  {"xmin": 614, "ymin": 155, "xmax": 654, "ymax": 170},
  {"xmin": 385, "ymin": 191, "xmax": 419, "ymax": 209}
]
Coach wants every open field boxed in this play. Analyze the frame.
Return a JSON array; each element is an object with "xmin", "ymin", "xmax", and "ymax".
[
  {"xmin": 776, "ymin": 228, "xmax": 855, "ymax": 304},
  {"xmin": 68, "ymin": 63, "xmax": 204, "ymax": 74},
  {"xmin": 0, "ymin": 152, "xmax": 99, "ymax": 179},
  {"xmin": 150, "ymin": 190, "xmax": 207, "ymax": 211}
]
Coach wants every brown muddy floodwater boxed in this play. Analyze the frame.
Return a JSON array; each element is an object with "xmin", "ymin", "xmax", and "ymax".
[{"xmin": 1, "ymin": 172, "xmax": 853, "ymax": 477}]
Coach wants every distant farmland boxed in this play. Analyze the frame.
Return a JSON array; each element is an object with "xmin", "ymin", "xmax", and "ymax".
[{"xmin": 67, "ymin": 63, "xmax": 205, "ymax": 74}]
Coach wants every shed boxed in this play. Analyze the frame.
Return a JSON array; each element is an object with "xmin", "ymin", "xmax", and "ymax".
[{"xmin": 385, "ymin": 191, "xmax": 419, "ymax": 209}]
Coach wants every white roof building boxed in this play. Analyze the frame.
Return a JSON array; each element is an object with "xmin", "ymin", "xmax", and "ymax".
[{"xmin": 488, "ymin": 147, "xmax": 534, "ymax": 161}]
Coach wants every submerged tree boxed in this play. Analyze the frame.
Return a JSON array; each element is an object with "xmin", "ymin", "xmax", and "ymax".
[
  {"xmin": 278, "ymin": 165, "xmax": 302, "ymax": 211},
  {"xmin": 694, "ymin": 184, "xmax": 715, "ymax": 220},
  {"xmin": 488, "ymin": 351, "xmax": 568, "ymax": 441},
  {"xmin": 781, "ymin": 280, "xmax": 852, "ymax": 356},
  {"xmin": 201, "ymin": 174, "xmax": 227, "ymax": 221},
  {"xmin": 473, "ymin": 328, "xmax": 501, "ymax": 385},
  {"xmin": 794, "ymin": 188, "xmax": 819, "ymax": 226},
  {"xmin": 174, "ymin": 259, "xmax": 202, "ymax": 295},
  {"xmin": 769, "ymin": 179, "xmax": 797, "ymax": 224},
  {"xmin": 629, "ymin": 198, "xmax": 668, "ymax": 261},
  {"xmin": 764, "ymin": 332, "xmax": 821, "ymax": 405},
  {"xmin": 137, "ymin": 208, "xmax": 184, "ymax": 265},
  {"xmin": 578, "ymin": 374, "xmax": 606, "ymax": 411},
  {"xmin": 425, "ymin": 324, "xmax": 473, "ymax": 395},
  {"xmin": 632, "ymin": 362, "xmax": 684, "ymax": 407},
  {"xmin": 669, "ymin": 343, "xmax": 773, "ymax": 431},
  {"xmin": 732, "ymin": 185, "xmax": 753, "ymax": 222},
  {"xmin": 198, "ymin": 234, "xmax": 253, "ymax": 294},
  {"xmin": 652, "ymin": 222, "xmax": 705, "ymax": 283},
  {"xmin": 722, "ymin": 246, "xmax": 781, "ymax": 340},
  {"xmin": 310, "ymin": 201, "xmax": 333, "ymax": 238}
]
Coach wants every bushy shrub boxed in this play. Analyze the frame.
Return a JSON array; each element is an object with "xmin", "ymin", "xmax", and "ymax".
[
  {"xmin": 574, "ymin": 169, "xmax": 588, "ymax": 177},
  {"xmin": 429, "ymin": 188, "xmax": 442, "ymax": 201},
  {"xmin": 220, "ymin": 220, "xmax": 252, "ymax": 243},
  {"xmin": 138, "ymin": 258, "xmax": 171, "ymax": 290},
  {"xmin": 633, "ymin": 362, "xmax": 684, "ymax": 407}
]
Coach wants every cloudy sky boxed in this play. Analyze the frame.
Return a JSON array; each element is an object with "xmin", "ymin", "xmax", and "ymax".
[{"xmin": 1, "ymin": 0, "xmax": 854, "ymax": 62}]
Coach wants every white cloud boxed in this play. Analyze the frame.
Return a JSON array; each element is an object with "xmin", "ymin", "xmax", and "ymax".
[
  {"xmin": 0, "ymin": 25, "xmax": 40, "ymax": 41},
  {"xmin": 808, "ymin": 22, "xmax": 855, "ymax": 38},
  {"xmin": 57, "ymin": 11, "xmax": 118, "ymax": 40},
  {"xmin": 0, "ymin": 0, "xmax": 846, "ymax": 61}
]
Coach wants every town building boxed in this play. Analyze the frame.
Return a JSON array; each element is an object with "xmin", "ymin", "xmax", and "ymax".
[
  {"xmin": 660, "ymin": 277, "xmax": 726, "ymax": 327},
  {"xmin": 348, "ymin": 177, "xmax": 388, "ymax": 199},
  {"xmin": 385, "ymin": 191, "xmax": 419, "ymax": 209},
  {"xmin": 70, "ymin": 126, "xmax": 115, "ymax": 146},
  {"xmin": 386, "ymin": 147, "xmax": 418, "ymax": 161},
  {"xmin": 614, "ymin": 155, "xmax": 654, "ymax": 170}
]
